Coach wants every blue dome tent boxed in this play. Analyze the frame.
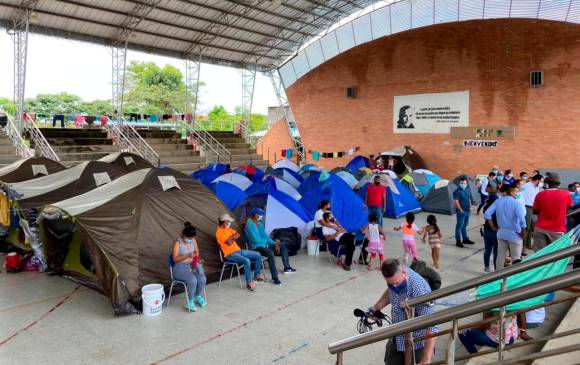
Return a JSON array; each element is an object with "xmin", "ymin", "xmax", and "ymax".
[
  {"xmin": 358, "ymin": 176, "xmax": 421, "ymax": 219},
  {"xmin": 191, "ymin": 169, "xmax": 224, "ymax": 189},
  {"xmin": 212, "ymin": 181, "xmax": 248, "ymax": 211},
  {"xmin": 346, "ymin": 156, "xmax": 370, "ymax": 174},
  {"xmin": 410, "ymin": 170, "xmax": 441, "ymax": 196}
]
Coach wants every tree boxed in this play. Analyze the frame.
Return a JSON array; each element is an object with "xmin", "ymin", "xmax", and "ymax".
[
  {"xmin": 80, "ymin": 99, "xmax": 113, "ymax": 116},
  {"xmin": 0, "ymin": 98, "xmax": 15, "ymax": 115},
  {"xmin": 207, "ymin": 105, "xmax": 268, "ymax": 132},
  {"xmin": 24, "ymin": 92, "xmax": 82, "ymax": 115},
  {"xmin": 124, "ymin": 61, "xmax": 200, "ymax": 115}
]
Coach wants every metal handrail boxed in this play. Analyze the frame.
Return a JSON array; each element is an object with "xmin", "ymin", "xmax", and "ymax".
[
  {"xmin": 328, "ymin": 269, "xmax": 580, "ymax": 355},
  {"xmin": 104, "ymin": 121, "xmax": 137, "ymax": 154},
  {"xmin": 120, "ymin": 122, "xmax": 160, "ymax": 166},
  {"xmin": 3, "ymin": 112, "xmax": 33, "ymax": 158},
  {"xmin": 406, "ymin": 243, "xmax": 580, "ymax": 308},
  {"xmin": 24, "ymin": 114, "xmax": 60, "ymax": 161},
  {"xmin": 184, "ymin": 121, "xmax": 231, "ymax": 165},
  {"xmin": 235, "ymin": 121, "xmax": 260, "ymax": 148}
]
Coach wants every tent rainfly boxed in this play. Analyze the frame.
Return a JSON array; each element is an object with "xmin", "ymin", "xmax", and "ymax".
[
  {"xmin": 0, "ymin": 157, "xmax": 65, "ymax": 183},
  {"xmin": 98, "ymin": 152, "xmax": 154, "ymax": 172}
]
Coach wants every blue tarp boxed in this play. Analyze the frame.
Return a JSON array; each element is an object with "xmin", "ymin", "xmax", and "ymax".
[
  {"xmin": 300, "ymin": 176, "xmax": 368, "ymax": 233},
  {"xmin": 346, "ymin": 156, "xmax": 370, "ymax": 174},
  {"xmin": 212, "ymin": 181, "xmax": 248, "ymax": 211},
  {"xmin": 358, "ymin": 179, "xmax": 422, "ymax": 219}
]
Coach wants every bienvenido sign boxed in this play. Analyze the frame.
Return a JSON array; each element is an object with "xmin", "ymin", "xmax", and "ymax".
[{"xmin": 463, "ymin": 140, "xmax": 498, "ymax": 148}]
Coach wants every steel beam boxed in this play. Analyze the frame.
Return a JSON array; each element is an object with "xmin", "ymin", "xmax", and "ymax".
[
  {"xmin": 185, "ymin": 56, "xmax": 201, "ymax": 123},
  {"xmin": 267, "ymin": 69, "xmax": 305, "ymax": 162},
  {"xmin": 241, "ymin": 63, "xmax": 257, "ymax": 138}
]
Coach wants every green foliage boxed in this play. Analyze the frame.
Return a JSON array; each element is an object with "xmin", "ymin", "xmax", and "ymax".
[
  {"xmin": 124, "ymin": 61, "xmax": 200, "ymax": 115},
  {"xmin": 206, "ymin": 105, "xmax": 267, "ymax": 131},
  {"xmin": 0, "ymin": 97, "xmax": 15, "ymax": 115},
  {"xmin": 80, "ymin": 99, "xmax": 113, "ymax": 116},
  {"xmin": 25, "ymin": 92, "xmax": 83, "ymax": 115}
]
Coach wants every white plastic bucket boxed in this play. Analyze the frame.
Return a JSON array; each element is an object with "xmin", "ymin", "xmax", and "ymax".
[
  {"xmin": 141, "ymin": 284, "xmax": 165, "ymax": 317},
  {"xmin": 307, "ymin": 239, "xmax": 319, "ymax": 256}
]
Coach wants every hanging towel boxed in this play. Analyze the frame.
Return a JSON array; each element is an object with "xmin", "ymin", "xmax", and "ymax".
[
  {"xmin": 150, "ymin": 114, "xmax": 158, "ymax": 122},
  {"xmin": 281, "ymin": 149, "xmax": 287, "ymax": 157},
  {"xmin": 0, "ymin": 193, "xmax": 10, "ymax": 226},
  {"xmin": 312, "ymin": 151, "xmax": 320, "ymax": 161},
  {"xmin": 286, "ymin": 149, "xmax": 293, "ymax": 158},
  {"xmin": 101, "ymin": 115, "xmax": 108, "ymax": 126}
]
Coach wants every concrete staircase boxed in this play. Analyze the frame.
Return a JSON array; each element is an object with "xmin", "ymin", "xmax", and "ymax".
[
  {"xmin": 39, "ymin": 128, "xmax": 116, "ymax": 167},
  {"xmin": 0, "ymin": 129, "xmax": 21, "ymax": 168},
  {"xmin": 207, "ymin": 131, "xmax": 268, "ymax": 170},
  {"xmin": 137, "ymin": 129, "xmax": 203, "ymax": 173}
]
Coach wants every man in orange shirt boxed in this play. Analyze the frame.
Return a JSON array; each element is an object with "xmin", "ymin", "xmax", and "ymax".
[{"xmin": 216, "ymin": 213, "xmax": 264, "ymax": 291}]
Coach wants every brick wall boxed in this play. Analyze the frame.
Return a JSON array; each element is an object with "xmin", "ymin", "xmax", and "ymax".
[
  {"xmin": 256, "ymin": 118, "xmax": 296, "ymax": 165},
  {"xmin": 262, "ymin": 19, "xmax": 580, "ymax": 178}
]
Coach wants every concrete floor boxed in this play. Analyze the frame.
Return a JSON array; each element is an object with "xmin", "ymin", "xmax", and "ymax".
[{"xmin": 0, "ymin": 211, "xmax": 570, "ymax": 365}]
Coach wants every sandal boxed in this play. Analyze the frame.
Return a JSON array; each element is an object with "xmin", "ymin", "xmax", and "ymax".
[
  {"xmin": 367, "ymin": 264, "xmax": 373, "ymax": 271},
  {"xmin": 255, "ymin": 274, "xmax": 266, "ymax": 282},
  {"xmin": 247, "ymin": 281, "xmax": 256, "ymax": 291}
]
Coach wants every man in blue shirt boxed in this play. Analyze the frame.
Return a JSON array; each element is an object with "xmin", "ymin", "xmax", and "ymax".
[
  {"xmin": 245, "ymin": 207, "xmax": 296, "ymax": 285},
  {"xmin": 453, "ymin": 176, "xmax": 475, "ymax": 247},
  {"xmin": 371, "ymin": 258, "xmax": 437, "ymax": 365},
  {"xmin": 484, "ymin": 184, "xmax": 527, "ymax": 270}
]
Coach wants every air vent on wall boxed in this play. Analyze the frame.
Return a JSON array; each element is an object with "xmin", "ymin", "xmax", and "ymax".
[
  {"xmin": 530, "ymin": 71, "xmax": 544, "ymax": 87},
  {"xmin": 346, "ymin": 87, "xmax": 357, "ymax": 99}
]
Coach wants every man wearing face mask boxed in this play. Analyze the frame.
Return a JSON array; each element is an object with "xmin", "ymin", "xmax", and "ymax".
[
  {"xmin": 371, "ymin": 259, "xmax": 437, "ymax": 365},
  {"xmin": 522, "ymin": 174, "xmax": 544, "ymax": 249},
  {"xmin": 520, "ymin": 171, "xmax": 529, "ymax": 183},
  {"xmin": 245, "ymin": 207, "xmax": 296, "ymax": 286},
  {"xmin": 453, "ymin": 176, "xmax": 475, "ymax": 247},
  {"xmin": 366, "ymin": 175, "xmax": 387, "ymax": 227},
  {"xmin": 503, "ymin": 170, "xmax": 515, "ymax": 186},
  {"xmin": 484, "ymin": 184, "xmax": 527, "ymax": 269}
]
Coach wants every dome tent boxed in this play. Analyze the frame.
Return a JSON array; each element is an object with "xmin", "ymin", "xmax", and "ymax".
[
  {"xmin": 346, "ymin": 156, "xmax": 370, "ymax": 174},
  {"xmin": 357, "ymin": 175, "xmax": 421, "ymax": 219},
  {"xmin": 39, "ymin": 168, "xmax": 240, "ymax": 315},
  {"xmin": 0, "ymin": 157, "xmax": 65, "ymax": 183},
  {"xmin": 246, "ymin": 176, "xmax": 302, "ymax": 201},
  {"xmin": 272, "ymin": 159, "xmax": 300, "ymax": 172},
  {"xmin": 213, "ymin": 181, "xmax": 248, "ymax": 211},
  {"xmin": 212, "ymin": 173, "xmax": 253, "ymax": 191},
  {"xmin": 98, "ymin": 152, "xmax": 154, "ymax": 172},
  {"xmin": 420, "ymin": 180, "xmax": 458, "ymax": 215}
]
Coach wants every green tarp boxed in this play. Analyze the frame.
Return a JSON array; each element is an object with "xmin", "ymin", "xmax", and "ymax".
[{"xmin": 475, "ymin": 230, "xmax": 575, "ymax": 311}]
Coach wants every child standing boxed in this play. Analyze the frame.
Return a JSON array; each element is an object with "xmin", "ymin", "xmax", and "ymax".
[
  {"xmin": 422, "ymin": 215, "xmax": 442, "ymax": 270},
  {"xmin": 394, "ymin": 212, "xmax": 421, "ymax": 265},
  {"xmin": 362, "ymin": 214, "xmax": 385, "ymax": 270}
]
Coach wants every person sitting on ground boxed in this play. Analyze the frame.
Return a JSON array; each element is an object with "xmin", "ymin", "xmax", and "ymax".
[
  {"xmin": 321, "ymin": 212, "xmax": 356, "ymax": 271},
  {"xmin": 245, "ymin": 207, "xmax": 297, "ymax": 286},
  {"xmin": 459, "ymin": 311, "xmax": 518, "ymax": 353},
  {"xmin": 216, "ymin": 213, "xmax": 264, "ymax": 291},
  {"xmin": 171, "ymin": 222, "xmax": 207, "ymax": 312},
  {"xmin": 362, "ymin": 213, "xmax": 385, "ymax": 271}
]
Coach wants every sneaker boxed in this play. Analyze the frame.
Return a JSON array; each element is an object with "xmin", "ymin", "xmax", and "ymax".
[
  {"xmin": 456, "ymin": 240, "xmax": 464, "ymax": 248},
  {"xmin": 184, "ymin": 301, "xmax": 197, "ymax": 312},
  {"xmin": 272, "ymin": 278, "xmax": 282, "ymax": 285},
  {"xmin": 342, "ymin": 265, "xmax": 351, "ymax": 271},
  {"xmin": 195, "ymin": 295, "xmax": 207, "ymax": 308},
  {"xmin": 283, "ymin": 267, "xmax": 297, "ymax": 274},
  {"xmin": 463, "ymin": 239, "xmax": 475, "ymax": 245},
  {"xmin": 484, "ymin": 267, "xmax": 490, "ymax": 273}
]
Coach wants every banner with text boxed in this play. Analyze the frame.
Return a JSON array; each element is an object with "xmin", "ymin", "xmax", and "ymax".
[{"xmin": 393, "ymin": 91, "xmax": 469, "ymax": 133}]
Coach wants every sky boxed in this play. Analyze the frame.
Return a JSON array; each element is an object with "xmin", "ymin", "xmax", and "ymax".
[{"xmin": 0, "ymin": 31, "xmax": 278, "ymax": 115}]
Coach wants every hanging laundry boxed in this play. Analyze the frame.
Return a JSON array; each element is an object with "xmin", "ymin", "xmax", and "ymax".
[
  {"xmin": 162, "ymin": 114, "xmax": 171, "ymax": 120},
  {"xmin": 286, "ymin": 149, "xmax": 293, "ymax": 158},
  {"xmin": 101, "ymin": 115, "xmax": 108, "ymax": 126},
  {"xmin": 0, "ymin": 192, "xmax": 10, "ymax": 226},
  {"xmin": 150, "ymin": 114, "xmax": 158, "ymax": 122},
  {"xmin": 53, "ymin": 114, "xmax": 65, "ymax": 128},
  {"xmin": 184, "ymin": 113, "xmax": 193, "ymax": 122},
  {"xmin": 312, "ymin": 151, "xmax": 320, "ymax": 161},
  {"xmin": 129, "ymin": 113, "xmax": 139, "ymax": 121},
  {"xmin": 281, "ymin": 149, "xmax": 287, "ymax": 157},
  {"xmin": 85, "ymin": 115, "xmax": 96, "ymax": 126},
  {"xmin": 74, "ymin": 115, "xmax": 86, "ymax": 127}
]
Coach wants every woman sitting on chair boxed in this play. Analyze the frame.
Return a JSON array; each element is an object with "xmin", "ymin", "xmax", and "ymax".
[
  {"xmin": 171, "ymin": 221, "xmax": 207, "ymax": 312},
  {"xmin": 322, "ymin": 212, "xmax": 356, "ymax": 271}
]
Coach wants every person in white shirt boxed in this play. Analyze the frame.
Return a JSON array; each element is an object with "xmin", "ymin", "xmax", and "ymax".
[
  {"xmin": 314, "ymin": 199, "xmax": 341, "ymax": 228},
  {"xmin": 321, "ymin": 212, "xmax": 356, "ymax": 271},
  {"xmin": 522, "ymin": 174, "xmax": 544, "ymax": 249}
]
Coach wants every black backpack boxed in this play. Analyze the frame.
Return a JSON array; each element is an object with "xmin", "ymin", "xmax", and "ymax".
[{"xmin": 410, "ymin": 259, "xmax": 442, "ymax": 291}]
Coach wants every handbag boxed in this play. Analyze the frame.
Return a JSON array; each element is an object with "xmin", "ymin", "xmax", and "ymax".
[{"xmin": 191, "ymin": 255, "xmax": 200, "ymax": 269}]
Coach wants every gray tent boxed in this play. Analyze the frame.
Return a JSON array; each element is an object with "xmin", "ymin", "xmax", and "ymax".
[
  {"xmin": 421, "ymin": 181, "xmax": 458, "ymax": 215},
  {"xmin": 539, "ymin": 168, "xmax": 580, "ymax": 188},
  {"xmin": 452, "ymin": 175, "xmax": 481, "ymax": 205}
]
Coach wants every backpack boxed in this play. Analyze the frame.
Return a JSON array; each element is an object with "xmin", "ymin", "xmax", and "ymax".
[{"xmin": 410, "ymin": 259, "xmax": 442, "ymax": 291}]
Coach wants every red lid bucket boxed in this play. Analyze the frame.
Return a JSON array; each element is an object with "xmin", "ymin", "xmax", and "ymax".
[{"xmin": 5, "ymin": 252, "xmax": 20, "ymax": 271}]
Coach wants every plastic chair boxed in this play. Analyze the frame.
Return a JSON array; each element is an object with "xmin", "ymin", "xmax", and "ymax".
[
  {"xmin": 218, "ymin": 249, "xmax": 245, "ymax": 289},
  {"xmin": 167, "ymin": 255, "xmax": 207, "ymax": 312}
]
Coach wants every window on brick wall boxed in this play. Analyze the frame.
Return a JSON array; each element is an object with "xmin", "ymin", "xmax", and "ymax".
[{"xmin": 530, "ymin": 71, "xmax": 544, "ymax": 87}]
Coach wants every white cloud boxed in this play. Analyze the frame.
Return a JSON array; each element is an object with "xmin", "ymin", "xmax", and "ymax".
[{"xmin": 0, "ymin": 32, "xmax": 277, "ymax": 115}]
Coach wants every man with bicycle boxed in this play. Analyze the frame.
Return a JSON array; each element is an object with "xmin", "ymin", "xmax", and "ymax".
[{"xmin": 370, "ymin": 258, "xmax": 437, "ymax": 365}]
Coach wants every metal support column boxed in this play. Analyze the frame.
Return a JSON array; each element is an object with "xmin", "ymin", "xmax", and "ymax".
[
  {"xmin": 267, "ymin": 69, "xmax": 305, "ymax": 162},
  {"xmin": 185, "ymin": 56, "xmax": 201, "ymax": 124},
  {"xmin": 111, "ymin": 44, "xmax": 128, "ymax": 124},
  {"xmin": 241, "ymin": 63, "xmax": 257, "ymax": 138}
]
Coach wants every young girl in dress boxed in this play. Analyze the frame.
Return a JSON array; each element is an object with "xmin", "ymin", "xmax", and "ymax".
[
  {"xmin": 394, "ymin": 212, "xmax": 421, "ymax": 265},
  {"xmin": 422, "ymin": 215, "xmax": 442, "ymax": 270},
  {"xmin": 362, "ymin": 214, "xmax": 385, "ymax": 270}
]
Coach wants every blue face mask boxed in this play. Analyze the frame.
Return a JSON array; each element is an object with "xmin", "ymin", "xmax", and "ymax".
[
  {"xmin": 515, "ymin": 193, "xmax": 522, "ymax": 199},
  {"xmin": 388, "ymin": 280, "xmax": 408, "ymax": 294},
  {"xmin": 459, "ymin": 183, "xmax": 468, "ymax": 190},
  {"xmin": 185, "ymin": 239, "xmax": 194, "ymax": 244},
  {"xmin": 497, "ymin": 176, "xmax": 504, "ymax": 182}
]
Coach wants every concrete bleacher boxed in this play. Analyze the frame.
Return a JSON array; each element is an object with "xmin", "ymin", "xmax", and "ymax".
[
  {"xmin": 38, "ymin": 128, "xmax": 115, "ymax": 167},
  {"xmin": 0, "ymin": 129, "xmax": 21, "ymax": 168}
]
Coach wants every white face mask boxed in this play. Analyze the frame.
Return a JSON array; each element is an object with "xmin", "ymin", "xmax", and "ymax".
[
  {"xmin": 576, "ymin": 187, "xmax": 580, "ymax": 193},
  {"xmin": 538, "ymin": 182, "xmax": 543, "ymax": 189},
  {"xmin": 225, "ymin": 222, "xmax": 231, "ymax": 228}
]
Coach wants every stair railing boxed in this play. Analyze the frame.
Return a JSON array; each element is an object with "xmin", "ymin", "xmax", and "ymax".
[
  {"xmin": 3, "ymin": 112, "xmax": 33, "ymax": 159},
  {"xmin": 235, "ymin": 121, "xmax": 259, "ymax": 148},
  {"xmin": 24, "ymin": 114, "xmax": 60, "ymax": 162},
  {"xmin": 329, "ymin": 230, "xmax": 580, "ymax": 364},
  {"xmin": 183, "ymin": 121, "xmax": 231, "ymax": 165},
  {"xmin": 117, "ymin": 121, "xmax": 160, "ymax": 167},
  {"xmin": 104, "ymin": 120, "xmax": 138, "ymax": 154}
]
